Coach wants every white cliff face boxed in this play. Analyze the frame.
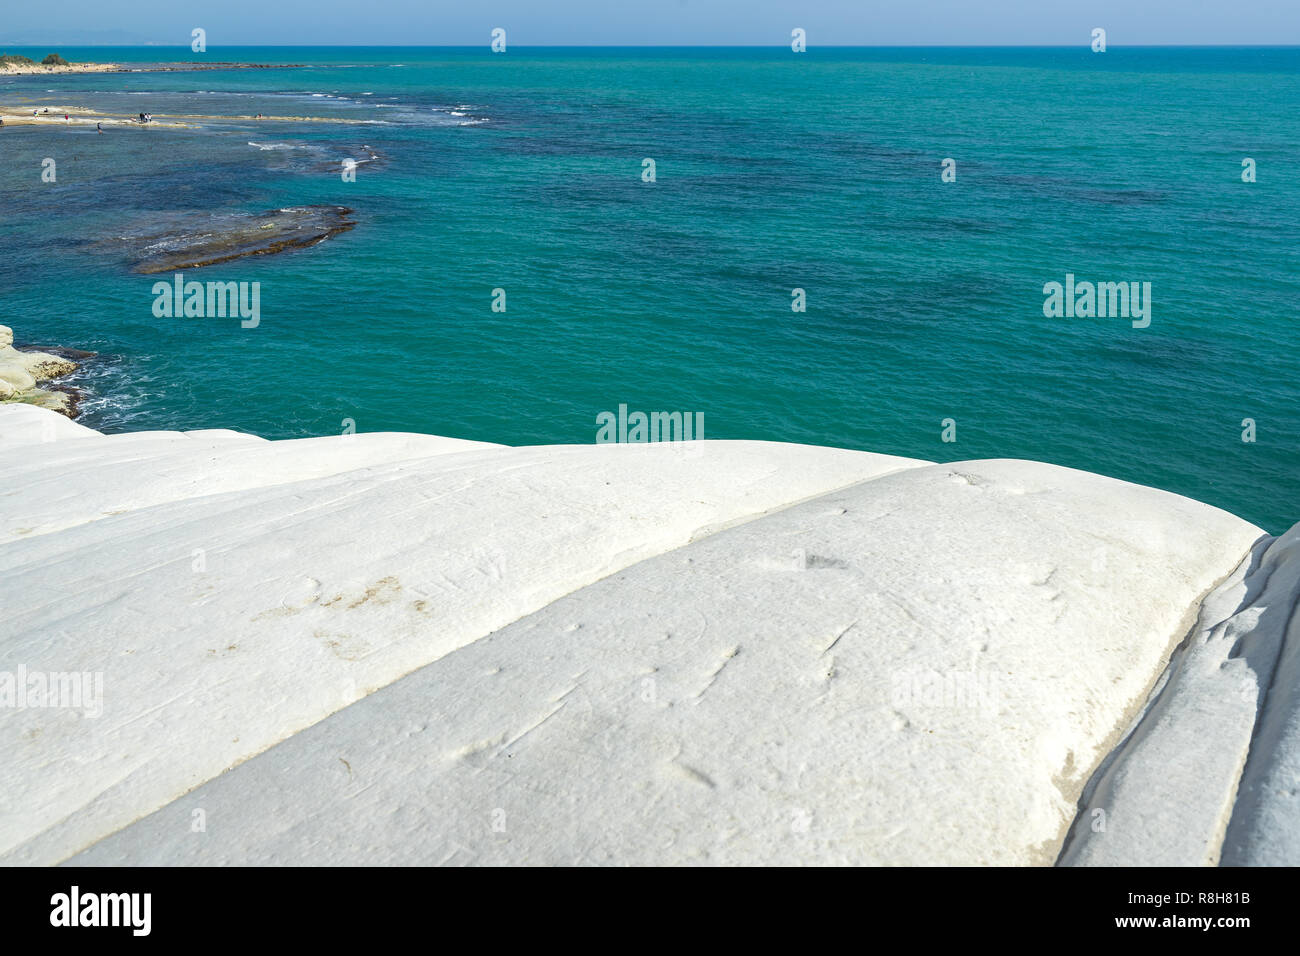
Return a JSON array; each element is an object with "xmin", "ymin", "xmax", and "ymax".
[
  {"xmin": 0, "ymin": 403, "xmax": 1292, "ymax": 866},
  {"xmin": 1057, "ymin": 521, "xmax": 1300, "ymax": 868},
  {"xmin": 1219, "ymin": 523, "xmax": 1300, "ymax": 866},
  {"xmin": 1058, "ymin": 538, "xmax": 1274, "ymax": 867}
]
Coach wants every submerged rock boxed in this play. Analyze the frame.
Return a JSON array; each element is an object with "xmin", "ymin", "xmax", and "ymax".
[{"xmin": 121, "ymin": 205, "xmax": 356, "ymax": 274}]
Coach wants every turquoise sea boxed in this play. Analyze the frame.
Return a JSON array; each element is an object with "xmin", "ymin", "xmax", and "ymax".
[{"xmin": 1, "ymin": 46, "xmax": 1297, "ymax": 531}]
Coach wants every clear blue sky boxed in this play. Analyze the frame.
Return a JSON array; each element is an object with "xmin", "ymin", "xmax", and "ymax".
[{"xmin": 4, "ymin": 0, "xmax": 1298, "ymax": 46}]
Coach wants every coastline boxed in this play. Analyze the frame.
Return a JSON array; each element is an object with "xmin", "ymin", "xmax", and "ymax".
[
  {"xmin": 0, "ymin": 102, "xmax": 376, "ymax": 129},
  {"xmin": 1, "ymin": 40, "xmax": 1297, "ymax": 871},
  {"xmin": 0, "ymin": 325, "xmax": 83, "ymax": 417},
  {"xmin": 0, "ymin": 60, "xmax": 303, "ymax": 76}
]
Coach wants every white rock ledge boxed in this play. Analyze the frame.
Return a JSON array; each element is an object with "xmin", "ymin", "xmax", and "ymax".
[
  {"xmin": 0, "ymin": 325, "xmax": 80, "ymax": 416},
  {"xmin": 0, "ymin": 404, "xmax": 1294, "ymax": 866}
]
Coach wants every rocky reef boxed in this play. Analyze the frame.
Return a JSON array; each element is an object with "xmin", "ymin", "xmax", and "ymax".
[{"xmin": 119, "ymin": 205, "xmax": 357, "ymax": 274}]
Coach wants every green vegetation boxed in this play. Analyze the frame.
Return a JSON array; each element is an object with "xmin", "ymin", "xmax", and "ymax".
[{"xmin": 0, "ymin": 53, "xmax": 74, "ymax": 68}]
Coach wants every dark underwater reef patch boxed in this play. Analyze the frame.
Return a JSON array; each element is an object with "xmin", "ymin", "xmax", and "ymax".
[{"xmin": 114, "ymin": 205, "xmax": 357, "ymax": 274}]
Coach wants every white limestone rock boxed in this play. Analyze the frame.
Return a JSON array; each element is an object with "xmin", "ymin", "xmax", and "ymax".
[
  {"xmin": 0, "ymin": 325, "xmax": 80, "ymax": 418},
  {"xmin": 1219, "ymin": 523, "xmax": 1300, "ymax": 865},
  {"xmin": 1, "ymin": 404, "xmax": 1292, "ymax": 866},
  {"xmin": 0, "ymin": 402, "xmax": 101, "ymax": 446},
  {"xmin": 0, "ymin": 406, "xmax": 926, "ymax": 864},
  {"xmin": 65, "ymin": 457, "xmax": 1264, "ymax": 866}
]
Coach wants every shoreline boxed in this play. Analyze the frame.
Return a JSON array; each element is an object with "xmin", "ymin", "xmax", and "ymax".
[
  {"xmin": 0, "ymin": 60, "xmax": 304, "ymax": 76},
  {"xmin": 0, "ymin": 325, "xmax": 85, "ymax": 417},
  {"xmin": 0, "ymin": 103, "xmax": 379, "ymax": 129}
]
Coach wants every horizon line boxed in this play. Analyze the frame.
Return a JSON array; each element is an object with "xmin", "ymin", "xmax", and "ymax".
[{"xmin": 6, "ymin": 42, "xmax": 1300, "ymax": 49}]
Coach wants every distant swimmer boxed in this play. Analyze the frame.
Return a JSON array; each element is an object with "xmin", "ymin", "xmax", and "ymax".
[{"xmin": 96, "ymin": 122, "xmax": 103, "ymax": 133}]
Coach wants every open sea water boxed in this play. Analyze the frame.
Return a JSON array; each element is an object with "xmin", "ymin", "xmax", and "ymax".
[{"xmin": 1, "ymin": 46, "xmax": 1297, "ymax": 531}]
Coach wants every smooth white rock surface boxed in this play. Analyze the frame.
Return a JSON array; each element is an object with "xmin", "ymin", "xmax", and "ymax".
[
  {"xmin": 0, "ymin": 406, "xmax": 926, "ymax": 864},
  {"xmin": 0, "ymin": 425, "xmax": 505, "ymax": 543},
  {"xmin": 44, "ymin": 448, "xmax": 1263, "ymax": 865},
  {"xmin": 0, "ymin": 403, "xmax": 101, "ymax": 446},
  {"xmin": 1058, "ymin": 540, "xmax": 1269, "ymax": 866},
  {"xmin": 4, "ymin": 404, "xmax": 1292, "ymax": 866}
]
